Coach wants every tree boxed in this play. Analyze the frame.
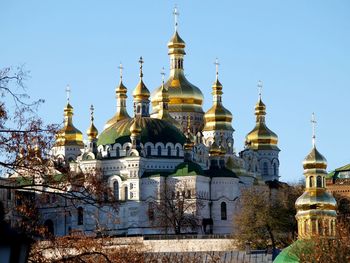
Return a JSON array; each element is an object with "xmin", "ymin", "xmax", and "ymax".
[
  {"xmin": 233, "ymin": 182, "xmax": 304, "ymax": 250},
  {"xmin": 150, "ymin": 180, "xmax": 204, "ymax": 234}
]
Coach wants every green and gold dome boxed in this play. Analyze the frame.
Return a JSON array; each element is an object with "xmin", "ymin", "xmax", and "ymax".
[{"xmin": 97, "ymin": 117, "xmax": 185, "ymax": 146}]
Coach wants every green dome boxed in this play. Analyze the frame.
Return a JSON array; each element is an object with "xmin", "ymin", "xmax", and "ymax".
[
  {"xmin": 97, "ymin": 117, "xmax": 186, "ymax": 146},
  {"xmin": 173, "ymin": 161, "xmax": 203, "ymax": 176}
]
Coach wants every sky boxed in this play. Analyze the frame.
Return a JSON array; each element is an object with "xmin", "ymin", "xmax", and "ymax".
[{"xmin": 1, "ymin": 1, "xmax": 350, "ymax": 183}]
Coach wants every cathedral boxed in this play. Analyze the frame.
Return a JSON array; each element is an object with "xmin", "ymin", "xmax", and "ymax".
[{"xmin": 48, "ymin": 10, "xmax": 280, "ymax": 236}]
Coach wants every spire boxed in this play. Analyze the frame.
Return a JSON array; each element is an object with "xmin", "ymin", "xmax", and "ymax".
[
  {"xmin": 311, "ymin": 112, "xmax": 317, "ymax": 148},
  {"xmin": 214, "ymin": 58, "xmax": 219, "ymax": 81},
  {"xmin": 212, "ymin": 58, "xmax": 223, "ymax": 104},
  {"xmin": 87, "ymin": 104, "xmax": 98, "ymax": 141},
  {"xmin": 258, "ymin": 80, "xmax": 263, "ymax": 101},
  {"xmin": 118, "ymin": 62, "xmax": 123, "ymax": 81},
  {"xmin": 255, "ymin": 80, "xmax": 266, "ymax": 123}
]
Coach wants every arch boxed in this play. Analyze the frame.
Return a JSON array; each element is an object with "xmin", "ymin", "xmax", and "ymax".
[
  {"xmin": 77, "ymin": 207, "xmax": 84, "ymax": 225},
  {"xmin": 113, "ymin": 181, "xmax": 119, "ymax": 200},
  {"xmin": 176, "ymin": 147, "xmax": 180, "ymax": 157},
  {"xmin": 273, "ymin": 163, "xmax": 277, "ymax": 176},
  {"xmin": 317, "ymin": 176, "xmax": 322, "ymax": 188},
  {"xmin": 221, "ymin": 202, "xmax": 227, "ymax": 220},
  {"xmin": 116, "ymin": 147, "xmax": 120, "ymax": 157},
  {"xmin": 44, "ymin": 219, "xmax": 54, "ymax": 236},
  {"xmin": 157, "ymin": 146, "xmax": 162, "ymax": 156},
  {"xmin": 137, "ymin": 105, "xmax": 141, "ymax": 114}
]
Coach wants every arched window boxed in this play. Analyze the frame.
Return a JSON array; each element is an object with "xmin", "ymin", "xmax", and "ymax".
[
  {"xmin": 77, "ymin": 207, "xmax": 84, "ymax": 225},
  {"xmin": 142, "ymin": 105, "xmax": 146, "ymax": 115},
  {"xmin": 44, "ymin": 219, "xmax": 54, "ymax": 236},
  {"xmin": 317, "ymin": 176, "xmax": 322, "ymax": 188},
  {"xmin": 273, "ymin": 163, "xmax": 277, "ymax": 176},
  {"xmin": 157, "ymin": 146, "xmax": 162, "ymax": 156},
  {"xmin": 137, "ymin": 105, "xmax": 141, "ymax": 114},
  {"xmin": 309, "ymin": 176, "xmax": 314, "ymax": 188},
  {"xmin": 116, "ymin": 147, "xmax": 120, "ymax": 157},
  {"xmin": 124, "ymin": 186, "xmax": 128, "ymax": 200},
  {"xmin": 167, "ymin": 146, "xmax": 171, "ymax": 156},
  {"xmin": 147, "ymin": 146, "xmax": 151, "ymax": 156},
  {"xmin": 126, "ymin": 146, "xmax": 130, "ymax": 152},
  {"xmin": 221, "ymin": 202, "xmax": 227, "ymax": 220},
  {"xmin": 176, "ymin": 147, "xmax": 180, "ymax": 157},
  {"xmin": 263, "ymin": 162, "xmax": 268, "ymax": 176},
  {"xmin": 113, "ymin": 181, "xmax": 119, "ymax": 200}
]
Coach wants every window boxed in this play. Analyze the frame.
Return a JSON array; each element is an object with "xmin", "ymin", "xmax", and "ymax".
[
  {"xmin": 263, "ymin": 162, "xmax": 268, "ymax": 176},
  {"xmin": 317, "ymin": 176, "xmax": 322, "ymax": 188},
  {"xmin": 221, "ymin": 202, "xmax": 227, "ymax": 220},
  {"xmin": 116, "ymin": 147, "xmax": 120, "ymax": 157},
  {"xmin": 157, "ymin": 146, "xmax": 162, "ymax": 156},
  {"xmin": 44, "ymin": 219, "xmax": 54, "ymax": 236},
  {"xmin": 77, "ymin": 207, "xmax": 84, "ymax": 225},
  {"xmin": 167, "ymin": 146, "xmax": 171, "ymax": 156},
  {"xmin": 137, "ymin": 105, "xmax": 141, "ymax": 114},
  {"xmin": 176, "ymin": 147, "xmax": 180, "ymax": 157},
  {"xmin": 273, "ymin": 163, "xmax": 277, "ymax": 176},
  {"xmin": 187, "ymin": 190, "xmax": 191, "ymax": 198},
  {"xmin": 309, "ymin": 176, "xmax": 314, "ymax": 188},
  {"xmin": 147, "ymin": 146, "xmax": 151, "ymax": 156},
  {"xmin": 113, "ymin": 181, "xmax": 119, "ymax": 200}
]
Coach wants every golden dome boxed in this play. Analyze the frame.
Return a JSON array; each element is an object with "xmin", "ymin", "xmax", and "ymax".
[
  {"xmin": 151, "ymin": 30, "xmax": 204, "ymax": 115},
  {"xmin": 295, "ymin": 190, "xmax": 337, "ymax": 213},
  {"xmin": 87, "ymin": 123, "xmax": 98, "ymax": 141},
  {"xmin": 245, "ymin": 98, "xmax": 279, "ymax": 151},
  {"xmin": 104, "ymin": 80, "xmax": 131, "ymax": 129},
  {"xmin": 133, "ymin": 79, "xmax": 150, "ymax": 101},
  {"xmin": 209, "ymin": 140, "xmax": 221, "ymax": 156},
  {"xmin": 303, "ymin": 147, "xmax": 327, "ymax": 170},
  {"xmin": 55, "ymin": 103, "xmax": 84, "ymax": 147},
  {"xmin": 203, "ymin": 78, "xmax": 233, "ymax": 132}
]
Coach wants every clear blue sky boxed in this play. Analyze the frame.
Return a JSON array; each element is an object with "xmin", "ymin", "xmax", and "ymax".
[{"xmin": 1, "ymin": 1, "xmax": 349, "ymax": 183}]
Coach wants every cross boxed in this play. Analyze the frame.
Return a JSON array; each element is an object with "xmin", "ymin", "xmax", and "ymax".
[
  {"xmin": 138, "ymin": 56, "xmax": 144, "ymax": 77},
  {"xmin": 214, "ymin": 58, "xmax": 220, "ymax": 78},
  {"xmin": 173, "ymin": 5, "xmax": 179, "ymax": 31},
  {"xmin": 257, "ymin": 80, "xmax": 263, "ymax": 99},
  {"xmin": 90, "ymin": 104, "xmax": 95, "ymax": 122},
  {"xmin": 161, "ymin": 67, "xmax": 166, "ymax": 83},
  {"xmin": 311, "ymin": 112, "xmax": 317, "ymax": 147},
  {"xmin": 118, "ymin": 63, "xmax": 123, "ymax": 80},
  {"xmin": 65, "ymin": 85, "xmax": 71, "ymax": 103}
]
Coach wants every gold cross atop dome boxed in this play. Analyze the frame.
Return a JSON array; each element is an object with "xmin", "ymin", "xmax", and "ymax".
[
  {"xmin": 173, "ymin": 5, "xmax": 179, "ymax": 31},
  {"xmin": 118, "ymin": 63, "xmax": 123, "ymax": 80},
  {"xmin": 65, "ymin": 85, "xmax": 71, "ymax": 103},
  {"xmin": 90, "ymin": 104, "xmax": 95, "ymax": 122},
  {"xmin": 214, "ymin": 58, "xmax": 220, "ymax": 79},
  {"xmin": 161, "ymin": 67, "xmax": 166, "ymax": 84},
  {"xmin": 138, "ymin": 56, "xmax": 144, "ymax": 78},
  {"xmin": 257, "ymin": 80, "xmax": 263, "ymax": 99},
  {"xmin": 311, "ymin": 112, "xmax": 317, "ymax": 147}
]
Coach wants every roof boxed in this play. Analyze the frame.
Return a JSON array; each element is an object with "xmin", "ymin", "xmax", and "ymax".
[
  {"xmin": 204, "ymin": 167, "xmax": 238, "ymax": 178},
  {"xmin": 142, "ymin": 161, "xmax": 203, "ymax": 178},
  {"xmin": 274, "ymin": 240, "xmax": 315, "ymax": 263}
]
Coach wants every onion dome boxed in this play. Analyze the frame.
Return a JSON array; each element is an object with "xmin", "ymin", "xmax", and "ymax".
[
  {"xmin": 86, "ymin": 105, "xmax": 98, "ymax": 141},
  {"xmin": 97, "ymin": 117, "xmax": 186, "ymax": 146},
  {"xmin": 104, "ymin": 65, "xmax": 131, "ymax": 129},
  {"xmin": 129, "ymin": 117, "xmax": 142, "ymax": 135},
  {"xmin": 55, "ymin": 102, "xmax": 83, "ymax": 147},
  {"xmin": 151, "ymin": 29, "xmax": 204, "ymax": 116},
  {"xmin": 209, "ymin": 139, "xmax": 221, "ymax": 156},
  {"xmin": 203, "ymin": 69, "xmax": 233, "ymax": 132},
  {"xmin": 245, "ymin": 89, "xmax": 279, "ymax": 151}
]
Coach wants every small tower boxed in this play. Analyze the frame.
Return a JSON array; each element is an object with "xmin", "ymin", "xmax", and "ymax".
[
  {"xmin": 129, "ymin": 117, "xmax": 142, "ymax": 153},
  {"xmin": 183, "ymin": 115, "xmax": 194, "ymax": 161},
  {"xmin": 104, "ymin": 63, "xmax": 131, "ymax": 129},
  {"xmin": 52, "ymin": 86, "xmax": 84, "ymax": 162},
  {"xmin": 86, "ymin": 104, "xmax": 98, "ymax": 154},
  {"xmin": 151, "ymin": 6, "xmax": 204, "ymax": 134},
  {"xmin": 203, "ymin": 58, "xmax": 234, "ymax": 154},
  {"xmin": 133, "ymin": 57, "xmax": 150, "ymax": 117},
  {"xmin": 295, "ymin": 114, "xmax": 337, "ymax": 239},
  {"xmin": 245, "ymin": 81, "xmax": 280, "ymax": 181}
]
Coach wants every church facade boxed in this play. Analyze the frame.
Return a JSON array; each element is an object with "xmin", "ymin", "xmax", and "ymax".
[{"xmin": 47, "ymin": 17, "xmax": 280, "ymax": 237}]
